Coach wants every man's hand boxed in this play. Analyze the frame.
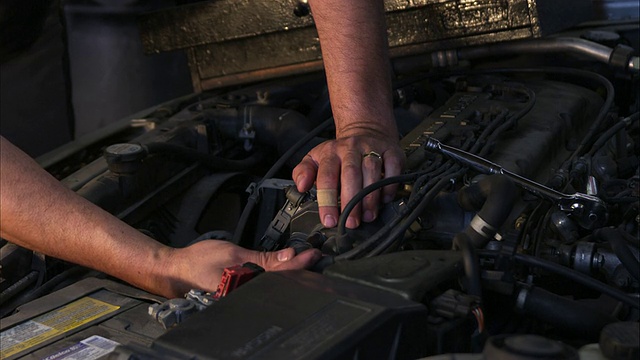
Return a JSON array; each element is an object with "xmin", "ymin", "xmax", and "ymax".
[
  {"xmin": 165, "ymin": 240, "xmax": 321, "ymax": 298},
  {"xmin": 293, "ymin": 133, "xmax": 403, "ymax": 229},
  {"xmin": 303, "ymin": 0, "xmax": 403, "ymax": 229}
]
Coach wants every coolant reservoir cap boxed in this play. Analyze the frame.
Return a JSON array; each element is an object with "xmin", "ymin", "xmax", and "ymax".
[
  {"xmin": 484, "ymin": 334, "xmax": 578, "ymax": 359},
  {"xmin": 599, "ymin": 321, "xmax": 639, "ymax": 360},
  {"xmin": 104, "ymin": 143, "xmax": 146, "ymax": 174},
  {"xmin": 105, "ymin": 143, "xmax": 145, "ymax": 162}
]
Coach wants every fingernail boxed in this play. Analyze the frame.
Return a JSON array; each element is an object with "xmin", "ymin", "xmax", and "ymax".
[
  {"xmin": 323, "ymin": 215, "xmax": 337, "ymax": 228},
  {"xmin": 277, "ymin": 250, "xmax": 290, "ymax": 262},
  {"xmin": 383, "ymin": 195, "xmax": 394, "ymax": 203},
  {"xmin": 346, "ymin": 217, "xmax": 359, "ymax": 229},
  {"xmin": 295, "ymin": 174, "xmax": 304, "ymax": 186},
  {"xmin": 363, "ymin": 210, "xmax": 375, "ymax": 222}
]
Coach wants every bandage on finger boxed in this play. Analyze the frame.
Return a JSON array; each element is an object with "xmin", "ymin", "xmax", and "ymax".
[{"xmin": 316, "ymin": 189, "xmax": 338, "ymax": 207}]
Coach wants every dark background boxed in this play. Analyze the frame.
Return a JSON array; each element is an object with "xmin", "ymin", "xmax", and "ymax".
[{"xmin": 0, "ymin": 0, "xmax": 192, "ymax": 158}]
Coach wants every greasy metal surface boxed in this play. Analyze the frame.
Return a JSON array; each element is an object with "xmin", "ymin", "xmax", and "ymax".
[
  {"xmin": 190, "ymin": 27, "xmax": 321, "ymax": 79},
  {"xmin": 140, "ymin": 0, "xmax": 544, "ymax": 53},
  {"xmin": 139, "ymin": 0, "xmax": 592, "ymax": 90},
  {"xmin": 139, "ymin": 0, "xmax": 313, "ymax": 53}
]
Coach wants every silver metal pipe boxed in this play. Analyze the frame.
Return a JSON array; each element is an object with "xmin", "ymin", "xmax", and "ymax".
[{"xmin": 431, "ymin": 37, "xmax": 637, "ymax": 72}]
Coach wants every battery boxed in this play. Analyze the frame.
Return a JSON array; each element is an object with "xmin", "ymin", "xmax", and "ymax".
[
  {"xmin": 3, "ymin": 263, "xmax": 434, "ymax": 359},
  {"xmin": 0, "ymin": 278, "xmax": 166, "ymax": 360},
  {"xmin": 111, "ymin": 270, "xmax": 430, "ymax": 359}
]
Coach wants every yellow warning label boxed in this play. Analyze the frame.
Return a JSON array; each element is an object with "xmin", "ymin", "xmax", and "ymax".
[{"xmin": 0, "ymin": 297, "xmax": 120, "ymax": 359}]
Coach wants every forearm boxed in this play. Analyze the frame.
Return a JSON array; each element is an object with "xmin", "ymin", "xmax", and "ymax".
[
  {"xmin": 309, "ymin": 0, "xmax": 397, "ymax": 139},
  {"xmin": 0, "ymin": 137, "xmax": 175, "ymax": 296}
]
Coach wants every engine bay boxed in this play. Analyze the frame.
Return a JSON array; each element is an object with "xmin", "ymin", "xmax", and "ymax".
[{"xmin": 1, "ymin": 11, "xmax": 639, "ymax": 360}]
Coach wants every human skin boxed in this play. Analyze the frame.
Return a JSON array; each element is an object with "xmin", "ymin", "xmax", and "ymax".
[
  {"xmin": 0, "ymin": 136, "xmax": 321, "ymax": 298},
  {"xmin": 294, "ymin": 0, "xmax": 405, "ymax": 229}
]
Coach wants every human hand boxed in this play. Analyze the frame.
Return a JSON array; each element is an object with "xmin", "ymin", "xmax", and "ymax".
[
  {"xmin": 292, "ymin": 133, "xmax": 404, "ymax": 229},
  {"xmin": 164, "ymin": 240, "xmax": 321, "ymax": 298}
]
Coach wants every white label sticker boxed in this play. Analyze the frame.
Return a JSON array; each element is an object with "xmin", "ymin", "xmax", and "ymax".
[{"xmin": 41, "ymin": 335, "xmax": 120, "ymax": 360}]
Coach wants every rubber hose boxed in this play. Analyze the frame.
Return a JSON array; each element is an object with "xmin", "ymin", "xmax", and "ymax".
[
  {"xmin": 0, "ymin": 267, "xmax": 87, "ymax": 318},
  {"xmin": 457, "ymin": 38, "xmax": 616, "ymax": 67},
  {"xmin": 514, "ymin": 254, "xmax": 639, "ymax": 309},
  {"xmin": 457, "ymin": 175, "xmax": 518, "ymax": 248},
  {"xmin": 588, "ymin": 112, "xmax": 640, "ymax": 156},
  {"xmin": 519, "ymin": 286, "xmax": 617, "ymax": 341},
  {"xmin": 0, "ymin": 271, "xmax": 38, "ymax": 306},
  {"xmin": 596, "ymin": 227, "xmax": 640, "ymax": 283},
  {"xmin": 452, "ymin": 233, "xmax": 482, "ymax": 299}
]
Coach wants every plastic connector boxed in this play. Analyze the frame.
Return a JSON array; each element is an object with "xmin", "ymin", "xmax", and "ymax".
[
  {"xmin": 430, "ymin": 289, "xmax": 481, "ymax": 319},
  {"xmin": 214, "ymin": 262, "xmax": 265, "ymax": 299}
]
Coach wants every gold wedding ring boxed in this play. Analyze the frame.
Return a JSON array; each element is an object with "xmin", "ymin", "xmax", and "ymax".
[
  {"xmin": 363, "ymin": 151, "xmax": 382, "ymax": 160},
  {"xmin": 316, "ymin": 189, "xmax": 338, "ymax": 207}
]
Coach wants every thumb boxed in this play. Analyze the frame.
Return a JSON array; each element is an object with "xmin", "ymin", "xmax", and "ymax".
[
  {"xmin": 276, "ymin": 247, "xmax": 296, "ymax": 262},
  {"xmin": 255, "ymin": 248, "xmax": 321, "ymax": 272}
]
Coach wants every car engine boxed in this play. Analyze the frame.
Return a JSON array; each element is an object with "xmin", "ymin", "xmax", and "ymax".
[{"xmin": 1, "ymin": 3, "xmax": 639, "ymax": 360}]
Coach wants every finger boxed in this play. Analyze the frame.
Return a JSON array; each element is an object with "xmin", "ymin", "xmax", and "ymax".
[
  {"xmin": 256, "ymin": 248, "xmax": 322, "ymax": 272},
  {"xmin": 382, "ymin": 150, "xmax": 404, "ymax": 203},
  {"xmin": 293, "ymin": 155, "xmax": 318, "ymax": 192},
  {"xmin": 361, "ymin": 151, "xmax": 383, "ymax": 222},
  {"xmin": 277, "ymin": 248, "xmax": 322, "ymax": 270},
  {"xmin": 316, "ymin": 153, "xmax": 341, "ymax": 228},
  {"xmin": 340, "ymin": 149, "xmax": 363, "ymax": 229}
]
